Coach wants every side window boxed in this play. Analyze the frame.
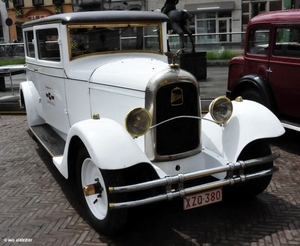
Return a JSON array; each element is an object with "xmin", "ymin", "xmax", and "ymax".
[
  {"xmin": 274, "ymin": 27, "xmax": 300, "ymax": 58},
  {"xmin": 248, "ymin": 28, "xmax": 269, "ymax": 55},
  {"xmin": 24, "ymin": 30, "xmax": 35, "ymax": 58},
  {"xmin": 36, "ymin": 28, "xmax": 60, "ymax": 61}
]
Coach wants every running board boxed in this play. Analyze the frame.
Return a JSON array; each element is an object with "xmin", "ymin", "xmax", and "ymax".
[
  {"xmin": 30, "ymin": 124, "xmax": 65, "ymax": 157},
  {"xmin": 281, "ymin": 120, "xmax": 300, "ymax": 132}
]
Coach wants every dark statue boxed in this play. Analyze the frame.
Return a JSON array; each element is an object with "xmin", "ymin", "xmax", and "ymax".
[
  {"xmin": 161, "ymin": 0, "xmax": 178, "ymax": 15},
  {"xmin": 161, "ymin": 0, "xmax": 195, "ymax": 53}
]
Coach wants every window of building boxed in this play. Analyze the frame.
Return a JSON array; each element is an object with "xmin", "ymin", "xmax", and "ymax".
[
  {"xmin": 13, "ymin": 0, "xmax": 24, "ymax": 7},
  {"xmin": 252, "ymin": 2, "xmax": 266, "ymax": 17},
  {"xmin": 52, "ymin": 0, "xmax": 64, "ymax": 4},
  {"xmin": 242, "ymin": 1, "xmax": 282, "ymax": 30},
  {"xmin": 32, "ymin": 0, "xmax": 44, "ymax": 7},
  {"xmin": 36, "ymin": 28, "xmax": 60, "ymax": 61},
  {"xmin": 286, "ymin": 0, "xmax": 300, "ymax": 9},
  {"xmin": 270, "ymin": 1, "xmax": 283, "ymax": 10},
  {"xmin": 195, "ymin": 11, "xmax": 232, "ymax": 43}
]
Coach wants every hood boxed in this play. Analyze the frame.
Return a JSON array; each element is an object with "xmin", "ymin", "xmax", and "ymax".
[
  {"xmin": 66, "ymin": 54, "xmax": 170, "ymax": 92},
  {"xmin": 90, "ymin": 57, "xmax": 170, "ymax": 91}
]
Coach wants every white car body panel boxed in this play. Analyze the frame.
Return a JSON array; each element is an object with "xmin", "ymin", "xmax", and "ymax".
[
  {"xmin": 89, "ymin": 56, "xmax": 169, "ymax": 90},
  {"xmin": 202, "ymin": 100, "xmax": 285, "ymax": 162},
  {"xmin": 19, "ymin": 81, "xmax": 45, "ymax": 126},
  {"xmin": 53, "ymin": 118, "xmax": 153, "ymax": 179}
]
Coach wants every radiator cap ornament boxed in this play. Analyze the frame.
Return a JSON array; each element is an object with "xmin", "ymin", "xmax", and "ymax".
[{"xmin": 164, "ymin": 49, "xmax": 183, "ymax": 69}]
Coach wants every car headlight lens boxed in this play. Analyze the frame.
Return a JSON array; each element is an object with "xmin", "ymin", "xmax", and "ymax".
[
  {"xmin": 209, "ymin": 96, "xmax": 233, "ymax": 124},
  {"xmin": 125, "ymin": 108, "xmax": 152, "ymax": 137}
]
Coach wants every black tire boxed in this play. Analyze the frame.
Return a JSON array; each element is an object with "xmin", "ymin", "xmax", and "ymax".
[
  {"xmin": 225, "ymin": 139, "xmax": 273, "ymax": 199},
  {"xmin": 76, "ymin": 147, "xmax": 128, "ymax": 235}
]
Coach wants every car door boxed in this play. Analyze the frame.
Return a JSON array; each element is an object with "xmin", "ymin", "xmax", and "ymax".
[
  {"xmin": 244, "ymin": 25, "xmax": 270, "ymax": 81},
  {"xmin": 33, "ymin": 25, "xmax": 70, "ymax": 134},
  {"xmin": 268, "ymin": 25, "xmax": 300, "ymax": 118}
]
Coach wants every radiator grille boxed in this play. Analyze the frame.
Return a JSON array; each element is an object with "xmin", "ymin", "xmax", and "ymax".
[{"xmin": 155, "ymin": 82, "xmax": 200, "ymax": 156}]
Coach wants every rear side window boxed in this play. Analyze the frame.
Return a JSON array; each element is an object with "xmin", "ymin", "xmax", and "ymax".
[
  {"xmin": 247, "ymin": 28, "xmax": 270, "ymax": 55},
  {"xmin": 36, "ymin": 28, "xmax": 60, "ymax": 62},
  {"xmin": 273, "ymin": 27, "xmax": 300, "ymax": 58},
  {"xmin": 24, "ymin": 30, "xmax": 35, "ymax": 58}
]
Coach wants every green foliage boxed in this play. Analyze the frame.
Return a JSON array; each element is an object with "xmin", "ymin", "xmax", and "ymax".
[
  {"xmin": 206, "ymin": 50, "xmax": 239, "ymax": 60},
  {"xmin": 0, "ymin": 58, "xmax": 25, "ymax": 66}
]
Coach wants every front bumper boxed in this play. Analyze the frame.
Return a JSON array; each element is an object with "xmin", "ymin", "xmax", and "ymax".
[{"xmin": 107, "ymin": 152, "xmax": 279, "ymax": 209}]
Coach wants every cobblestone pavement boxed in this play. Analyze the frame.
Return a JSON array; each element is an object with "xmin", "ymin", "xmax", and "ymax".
[{"xmin": 0, "ymin": 115, "xmax": 300, "ymax": 246}]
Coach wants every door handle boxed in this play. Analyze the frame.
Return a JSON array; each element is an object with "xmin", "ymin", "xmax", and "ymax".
[{"xmin": 266, "ymin": 68, "xmax": 272, "ymax": 73}]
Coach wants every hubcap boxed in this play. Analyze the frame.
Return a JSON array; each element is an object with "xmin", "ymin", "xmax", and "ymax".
[{"xmin": 81, "ymin": 158, "xmax": 108, "ymax": 220}]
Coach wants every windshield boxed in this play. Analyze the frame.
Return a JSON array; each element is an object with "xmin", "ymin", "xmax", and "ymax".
[{"xmin": 68, "ymin": 23, "xmax": 162, "ymax": 59}]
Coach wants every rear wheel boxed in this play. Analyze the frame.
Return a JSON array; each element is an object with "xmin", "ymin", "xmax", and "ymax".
[
  {"xmin": 76, "ymin": 147, "xmax": 128, "ymax": 235},
  {"xmin": 225, "ymin": 139, "xmax": 274, "ymax": 198},
  {"xmin": 240, "ymin": 89, "xmax": 266, "ymax": 106}
]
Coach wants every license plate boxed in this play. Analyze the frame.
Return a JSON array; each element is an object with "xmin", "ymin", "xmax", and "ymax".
[{"xmin": 183, "ymin": 188, "xmax": 222, "ymax": 210}]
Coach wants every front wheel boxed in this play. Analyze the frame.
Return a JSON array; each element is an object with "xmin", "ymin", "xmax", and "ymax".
[
  {"xmin": 225, "ymin": 139, "xmax": 274, "ymax": 199},
  {"xmin": 76, "ymin": 147, "xmax": 128, "ymax": 235}
]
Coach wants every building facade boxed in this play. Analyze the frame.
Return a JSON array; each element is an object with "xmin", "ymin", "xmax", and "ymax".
[
  {"xmin": 0, "ymin": 0, "xmax": 299, "ymax": 44},
  {"xmin": 0, "ymin": 0, "xmax": 8, "ymax": 42},
  {"xmin": 72, "ymin": 0, "xmax": 146, "ymax": 12},
  {"xmin": 1, "ymin": 0, "xmax": 73, "ymax": 42}
]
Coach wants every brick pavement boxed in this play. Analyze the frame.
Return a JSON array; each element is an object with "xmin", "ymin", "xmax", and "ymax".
[{"xmin": 0, "ymin": 115, "xmax": 300, "ymax": 246}]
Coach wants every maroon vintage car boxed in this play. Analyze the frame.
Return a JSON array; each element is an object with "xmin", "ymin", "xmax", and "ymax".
[{"xmin": 227, "ymin": 10, "xmax": 300, "ymax": 131}]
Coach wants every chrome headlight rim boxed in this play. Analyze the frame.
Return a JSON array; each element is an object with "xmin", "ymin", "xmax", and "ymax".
[
  {"xmin": 125, "ymin": 107, "xmax": 152, "ymax": 137},
  {"xmin": 209, "ymin": 96, "xmax": 233, "ymax": 124}
]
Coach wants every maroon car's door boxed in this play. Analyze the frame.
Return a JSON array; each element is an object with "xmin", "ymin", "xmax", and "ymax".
[
  {"xmin": 244, "ymin": 26, "xmax": 270, "ymax": 90},
  {"xmin": 268, "ymin": 25, "xmax": 300, "ymax": 118}
]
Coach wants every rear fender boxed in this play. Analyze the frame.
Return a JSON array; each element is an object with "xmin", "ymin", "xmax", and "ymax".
[
  {"xmin": 19, "ymin": 81, "xmax": 45, "ymax": 126},
  {"xmin": 202, "ymin": 99, "xmax": 285, "ymax": 162},
  {"xmin": 53, "ymin": 118, "xmax": 157, "ymax": 179},
  {"xmin": 231, "ymin": 74, "xmax": 276, "ymax": 111}
]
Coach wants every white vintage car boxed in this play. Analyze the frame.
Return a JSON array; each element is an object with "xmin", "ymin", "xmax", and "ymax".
[{"xmin": 20, "ymin": 11, "xmax": 285, "ymax": 235}]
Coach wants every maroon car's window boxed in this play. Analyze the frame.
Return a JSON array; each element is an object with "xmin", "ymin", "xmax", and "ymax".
[
  {"xmin": 273, "ymin": 27, "xmax": 300, "ymax": 58},
  {"xmin": 247, "ymin": 28, "xmax": 269, "ymax": 55}
]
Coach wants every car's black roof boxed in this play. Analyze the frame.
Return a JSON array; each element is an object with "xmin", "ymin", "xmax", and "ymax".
[{"xmin": 22, "ymin": 10, "xmax": 169, "ymax": 28}]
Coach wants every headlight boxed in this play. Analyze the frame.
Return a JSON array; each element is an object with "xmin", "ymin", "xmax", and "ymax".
[
  {"xmin": 125, "ymin": 108, "xmax": 152, "ymax": 137},
  {"xmin": 209, "ymin": 96, "xmax": 233, "ymax": 124}
]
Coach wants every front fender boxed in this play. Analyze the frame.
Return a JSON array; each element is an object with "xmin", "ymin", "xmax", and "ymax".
[
  {"xmin": 53, "ymin": 118, "xmax": 153, "ymax": 179},
  {"xmin": 202, "ymin": 99, "xmax": 285, "ymax": 162}
]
